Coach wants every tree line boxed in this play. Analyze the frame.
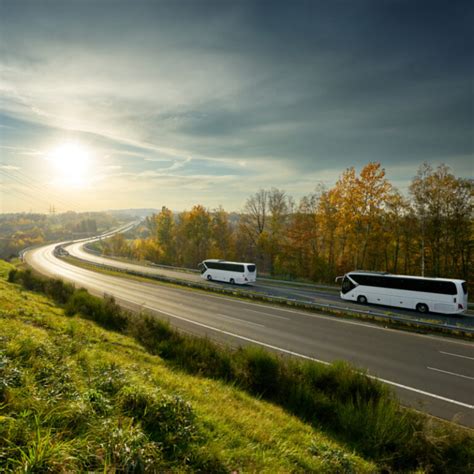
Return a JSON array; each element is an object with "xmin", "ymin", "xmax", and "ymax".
[{"xmin": 100, "ymin": 162, "xmax": 473, "ymax": 290}]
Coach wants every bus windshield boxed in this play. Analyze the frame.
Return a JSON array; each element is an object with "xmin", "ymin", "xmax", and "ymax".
[{"xmin": 341, "ymin": 276, "xmax": 356, "ymax": 294}]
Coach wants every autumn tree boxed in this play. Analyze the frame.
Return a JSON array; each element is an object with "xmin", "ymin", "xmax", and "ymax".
[
  {"xmin": 239, "ymin": 189, "xmax": 268, "ymax": 269},
  {"xmin": 285, "ymin": 193, "xmax": 319, "ymax": 278},
  {"xmin": 210, "ymin": 206, "xmax": 234, "ymax": 259},
  {"xmin": 176, "ymin": 205, "xmax": 212, "ymax": 267},
  {"xmin": 383, "ymin": 191, "xmax": 412, "ymax": 273},
  {"xmin": 267, "ymin": 188, "xmax": 292, "ymax": 274},
  {"xmin": 103, "ymin": 233, "xmax": 129, "ymax": 257},
  {"xmin": 410, "ymin": 163, "xmax": 473, "ymax": 280},
  {"xmin": 154, "ymin": 206, "xmax": 176, "ymax": 265}
]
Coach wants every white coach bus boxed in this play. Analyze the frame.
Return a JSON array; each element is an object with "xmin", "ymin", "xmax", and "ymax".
[
  {"xmin": 198, "ymin": 259, "xmax": 257, "ymax": 285},
  {"xmin": 337, "ymin": 271, "xmax": 467, "ymax": 315}
]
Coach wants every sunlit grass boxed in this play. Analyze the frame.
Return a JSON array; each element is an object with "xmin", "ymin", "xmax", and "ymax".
[{"xmin": 0, "ymin": 259, "xmax": 375, "ymax": 472}]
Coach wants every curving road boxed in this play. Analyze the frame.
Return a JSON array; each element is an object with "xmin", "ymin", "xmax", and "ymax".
[{"xmin": 25, "ymin": 237, "xmax": 474, "ymax": 426}]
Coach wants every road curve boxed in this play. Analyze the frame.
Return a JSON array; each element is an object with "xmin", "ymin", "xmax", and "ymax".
[{"xmin": 25, "ymin": 241, "xmax": 474, "ymax": 426}]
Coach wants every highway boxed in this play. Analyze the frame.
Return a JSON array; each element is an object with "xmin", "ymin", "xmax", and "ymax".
[
  {"xmin": 25, "ymin": 238, "xmax": 474, "ymax": 426},
  {"xmin": 66, "ymin": 239, "xmax": 474, "ymax": 327}
]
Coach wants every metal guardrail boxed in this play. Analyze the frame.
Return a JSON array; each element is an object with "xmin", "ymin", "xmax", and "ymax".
[{"xmin": 60, "ymin": 254, "xmax": 474, "ymax": 336}]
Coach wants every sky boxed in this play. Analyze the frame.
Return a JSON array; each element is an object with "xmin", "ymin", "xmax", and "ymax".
[{"xmin": 0, "ymin": 0, "xmax": 472, "ymax": 213}]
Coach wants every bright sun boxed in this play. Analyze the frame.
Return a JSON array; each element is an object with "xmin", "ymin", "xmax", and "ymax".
[{"xmin": 48, "ymin": 142, "xmax": 92, "ymax": 188}]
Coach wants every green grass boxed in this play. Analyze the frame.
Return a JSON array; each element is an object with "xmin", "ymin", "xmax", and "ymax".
[
  {"xmin": 0, "ymin": 260, "xmax": 375, "ymax": 472},
  {"xmin": 3, "ymin": 261, "xmax": 474, "ymax": 472}
]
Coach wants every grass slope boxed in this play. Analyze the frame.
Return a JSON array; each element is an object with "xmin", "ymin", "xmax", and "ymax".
[{"xmin": 0, "ymin": 260, "xmax": 374, "ymax": 472}]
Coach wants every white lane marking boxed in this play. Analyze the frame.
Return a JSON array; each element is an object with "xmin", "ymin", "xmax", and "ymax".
[
  {"xmin": 245, "ymin": 308, "xmax": 290, "ymax": 320},
  {"xmin": 427, "ymin": 367, "xmax": 474, "ymax": 381},
  {"xmin": 140, "ymin": 304, "xmax": 474, "ymax": 410},
  {"xmin": 439, "ymin": 351, "xmax": 474, "ymax": 361},
  {"xmin": 216, "ymin": 314, "xmax": 265, "ymax": 328}
]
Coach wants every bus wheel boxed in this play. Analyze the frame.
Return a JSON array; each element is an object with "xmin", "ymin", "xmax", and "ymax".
[
  {"xmin": 416, "ymin": 303, "xmax": 429, "ymax": 313},
  {"xmin": 207, "ymin": 275, "xmax": 212, "ymax": 281},
  {"xmin": 357, "ymin": 295, "xmax": 367, "ymax": 304},
  {"xmin": 230, "ymin": 278, "xmax": 235, "ymax": 285}
]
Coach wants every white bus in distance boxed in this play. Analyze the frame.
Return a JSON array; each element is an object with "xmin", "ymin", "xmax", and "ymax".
[
  {"xmin": 198, "ymin": 259, "xmax": 257, "ymax": 285},
  {"xmin": 337, "ymin": 271, "xmax": 467, "ymax": 315}
]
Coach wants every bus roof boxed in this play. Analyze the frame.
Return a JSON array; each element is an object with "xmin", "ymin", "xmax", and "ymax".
[
  {"xmin": 204, "ymin": 259, "xmax": 256, "ymax": 266},
  {"xmin": 347, "ymin": 270, "xmax": 465, "ymax": 284}
]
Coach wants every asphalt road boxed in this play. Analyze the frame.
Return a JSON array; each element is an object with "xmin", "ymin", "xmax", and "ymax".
[
  {"xmin": 66, "ymin": 239, "xmax": 474, "ymax": 327},
  {"xmin": 24, "ymin": 240, "xmax": 474, "ymax": 427}
]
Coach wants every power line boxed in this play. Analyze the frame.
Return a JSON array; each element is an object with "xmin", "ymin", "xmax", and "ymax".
[
  {"xmin": 0, "ymin": 180, "xmax": 56, "ymax": 211},
  {"xmin": 0, "ymin": 168, "xmax": 80, "ymax": 211},
  {"xmin": 11, "ymin": 168, "xmax": 84, "ymax": 211},
  {"xmin": 0, "ymin": 168, "xmax": 82, "ymax": 212},
  {"xmin": 0, "ymin": 185, "xmax": 45, "ymax": 211}
]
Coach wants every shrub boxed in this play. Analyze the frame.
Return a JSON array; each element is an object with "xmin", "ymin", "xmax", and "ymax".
[
  {"xmin": 18, "ymin": 269, "xmax": 45, "ymax": 292},
  {"xmin": 239, "ymin": 346, "xmax": 280, "ymax": 396},
  {"xmin": 129, "ymin": 315, "xmax": 234, "ymax": 380},
  {"xmin": 65, "ymin": 291, "xmax": 128, "ymax": 331},
  {"xmin": 7, "ymin": 268, "xmax": 17, "ymax": 283},
  {"xmin": 44, "ymin": 278, "xmax": 75, "ymax": 304},
  {"xmin": 128, "ymin": 313, "xmax": 175, "ymax": 351}
]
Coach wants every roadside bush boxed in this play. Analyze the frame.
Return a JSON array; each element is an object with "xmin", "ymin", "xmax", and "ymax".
[
  {"xmin": 128, "ymin": 313, "xmax": 175, "ymax": 352},
  {"xmin": 44, "ymin": 278, "xmax": 75, "ymax": 304},
  {"xmin": 65, "ymin": 290, "xmax": 128, "ymax": 331},
  {"xmin": 7, "ymin": 268, "xmax": 17, "ymax": 282},
  {"xmin": 239, "ymin": 346, "xmax": 280, "ymax": 396},
  {"xmin": 302, "ymin": 360, "xmax": 388, "ymax": 405},
  {"xmin": 130, "ymin": 314, "xmax": 235, "ymax": 381},
  {"xmin": 17, "ymin": 268, "xmax": 45, "ymax": 292},
  {"xmin": 160, "ymin": 336, "xmax": 234, "ymax": 381}
]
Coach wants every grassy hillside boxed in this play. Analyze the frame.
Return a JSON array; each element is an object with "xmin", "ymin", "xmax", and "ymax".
[
  {"xmin": 0, "ymin": 260, "xmax": 374, "ymax": 472},
  {"xmin": 2, "ymin": 261, "xmax": 473, "ymax": 473}
]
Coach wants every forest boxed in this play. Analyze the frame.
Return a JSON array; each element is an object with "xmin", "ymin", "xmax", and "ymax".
[{"xmin": 95, "ymin": 162, "xmax": 473, "ymax": 290}]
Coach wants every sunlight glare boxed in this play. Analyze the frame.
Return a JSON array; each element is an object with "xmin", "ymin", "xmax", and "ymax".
[{"xmin": 48, "ymin": 142, "xmax": 92, "ymax": 188}]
